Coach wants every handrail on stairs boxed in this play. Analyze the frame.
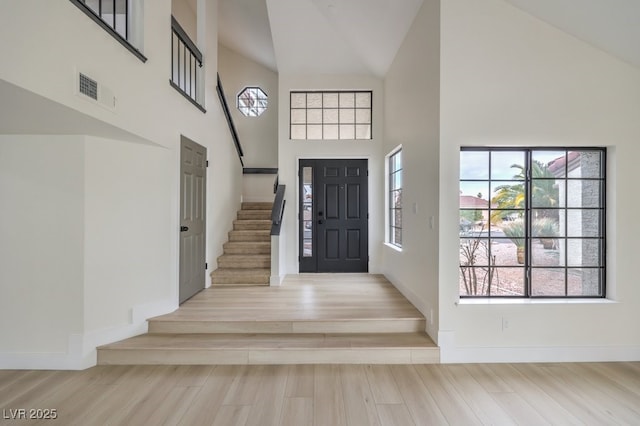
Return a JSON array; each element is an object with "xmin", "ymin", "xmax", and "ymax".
[
  {"xmin": 271, "ymin": 180, "xmax": 286, "ymax": 236},
  {"xmin": 216, "ymin": 73, "xmax": 244, "ymax": 166}
]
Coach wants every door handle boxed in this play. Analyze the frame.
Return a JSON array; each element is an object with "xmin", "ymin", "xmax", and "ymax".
[
  {"xmin": 180, "ymin": 226, "xmax": 189, "ymax": 232},
  {"xmin": 318, "ymin": 220, "xmax": 324, "ymax": 225}
]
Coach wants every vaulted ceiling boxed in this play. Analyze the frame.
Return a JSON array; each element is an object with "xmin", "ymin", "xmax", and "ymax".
[{"xmin": 217, "ymin": 0, "xmax": 640, "ymax": 75}]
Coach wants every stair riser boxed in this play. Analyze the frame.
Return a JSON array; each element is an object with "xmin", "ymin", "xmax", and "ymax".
[
  {"xmin": 242, "ymin": 203, "xmax": 273, "ymax": 210},
  {"xmin": 98, "ymin": 348, "xmax": 440, "ymax": 365},
  {"xmin": 228, "ymin": 232, "xmax": 271, "ymax": 242},
  {"xmin": 238, "ymin": 211, "xmax": 272, "ymax": 220},
  {"xmin": 211, "ymin": 275, "xmax": 270, "ymax": 285},
  {"xmin": 218, "ymin": 259, "xmax": 271, "ymax": 269},
  {"xmin": 233, "ymin": 221, "xmax": 272, "ymax": 231},
  {"xmin": 223, "ymin": 246, "xmax": 271, "ymax": 255}
]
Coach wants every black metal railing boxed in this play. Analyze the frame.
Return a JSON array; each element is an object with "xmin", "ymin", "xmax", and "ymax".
[
  {"xmin": 271, "ymin": 182, "xmax": 286, "ymax": 236},
  {"xmin": 216, "ymin": 73, "xmax": 244, "ymax": 166},
  {"xmin": 170, "ymin": 16, "xmax": 205, "ymax": 112},
  {"xmin": 70, "ymin": 0, "xmax": 146, "ymax": 62}
]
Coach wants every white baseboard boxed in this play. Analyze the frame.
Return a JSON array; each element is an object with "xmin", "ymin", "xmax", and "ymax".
[
  {"xmin": 438, "ymin": 331, "xmax": 640, "ymax": 363},
  {"xmin": 0, "ymin": 299, "xmax": 176, "ymax": 370},
  {"xmin": 270, "ymin": 274, "xmax": 285, "ymax": 286}
]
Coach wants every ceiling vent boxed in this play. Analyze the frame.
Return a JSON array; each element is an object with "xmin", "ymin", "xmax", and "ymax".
[{"xmin": 77, "ymin": 71, "xmax": 116, "ymax": 111}]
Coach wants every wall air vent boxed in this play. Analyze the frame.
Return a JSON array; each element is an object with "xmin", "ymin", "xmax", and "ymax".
[
  {"xmin": 79, "ymin": 73, "xmax": 98, "ymax": 100},
  {"xmin": 76, "ymin": 71, "xmax": 116, "ymax": 111}
]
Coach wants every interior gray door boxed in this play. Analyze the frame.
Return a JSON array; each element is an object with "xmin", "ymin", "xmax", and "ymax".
[
  {"xmin": 179, "ymin": 136, "xmax": 206, "ymax": 303},
  {"xmin": 299, "ymin": 159, "xmax": 368, "ymax": 273}
]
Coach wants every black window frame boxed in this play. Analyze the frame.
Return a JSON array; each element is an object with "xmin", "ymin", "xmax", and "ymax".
[
  {"xmin": 459, "ymin": 147, "xmax": 606, "ymax": 299},
  {"xmin": 388, "ymin": 147, "xmax": 403, "ymax": 248},
  {"xmin": 289, "ymin": 90, "xmax": 373, "ymax": 140}
]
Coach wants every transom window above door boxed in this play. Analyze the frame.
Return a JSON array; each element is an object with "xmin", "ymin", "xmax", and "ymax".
[{"xmin": 290, "ymin": 91, "xmax": 372, "ymax": 140}]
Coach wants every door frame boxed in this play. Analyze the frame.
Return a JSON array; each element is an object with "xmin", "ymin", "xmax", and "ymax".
[
  {"xmin": 179, "ymin": 135, "xmax": 207, "ymax": 304},
  {"xmin": 297, "ymin": 157, "xmax": 370, "ymax": 273}
]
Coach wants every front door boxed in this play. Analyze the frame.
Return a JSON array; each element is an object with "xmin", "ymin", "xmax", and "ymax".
[
  {"xmin": 179, "ymin": 136, "xmax": 207, "ymax": 303},
  {"xmin": 299, "ymin": 159, "xmax": 368, "ymax": 273}
]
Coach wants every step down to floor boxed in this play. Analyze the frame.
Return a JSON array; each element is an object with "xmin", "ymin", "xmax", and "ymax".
[
  {"xmin": 97, "ymin": 333, "xmax": 439, "ymax": 365},
  {"xmin": 223, "ymin": 241, "xmax": 271, "ymax": 255},
  {"xmin": 148, "ymin": 318, "xmax": 426, "ymax": 334}
]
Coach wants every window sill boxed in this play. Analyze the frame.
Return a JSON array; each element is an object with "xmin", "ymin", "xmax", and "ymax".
[
  {"xmin": 384, "ymin": 243, "xmax": 403, "ymax": 253},
  {"xmin": 457, "ymin": 298, "xmax": 618, "ymax": 305}
]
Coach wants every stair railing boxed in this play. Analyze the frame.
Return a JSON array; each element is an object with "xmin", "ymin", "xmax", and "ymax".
[
  {"xmin": 216, "ymin": 73, "xmax": 244, "ymax": 166},
  {"xmin": 271, "ymin": 176, "xmax": 286, "ymax": 236}
]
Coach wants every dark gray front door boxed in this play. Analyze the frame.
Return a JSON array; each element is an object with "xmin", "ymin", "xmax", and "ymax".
[
  {"xmin": 179, "ymin": 136, "xmax": 206, "ymax": 303},
  {"xmin": 299, "ymin": 159, "xmax": 368, "ymax": 273}
]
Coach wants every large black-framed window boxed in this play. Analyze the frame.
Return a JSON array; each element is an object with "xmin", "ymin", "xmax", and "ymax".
[
  {"xmin": 290, "ymin": 91, "xmax": 372, "ymax": 140},
  {"xmin": 459, "ymin": 147, "xmax": 606, "ymax": 298},
  {"xmin": 388, "ymin": 148, "xmax": 403, "ymax": 248}
]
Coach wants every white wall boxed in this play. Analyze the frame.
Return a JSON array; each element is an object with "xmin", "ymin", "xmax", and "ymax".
[
  {"xmin": 0, "ymin": 136, "xmax": 85, "ymax": 357},
  {"xmin": 0, "ymin": 0, "xmax": 243, "ymax": 369},
  {"xmin": 438, "ymin": 0, "xmax": 640, "ymax": 362},
  {"xmin": 277, "ymin": 74, "xmax": 384, "ymax": 275},
  {"xmin": 219, "ymin": 45, "xmax": 279, "ymax": 168},
  {"xmin": 382, "ymin": 0, "xmax": 440, "ymax": 341}
]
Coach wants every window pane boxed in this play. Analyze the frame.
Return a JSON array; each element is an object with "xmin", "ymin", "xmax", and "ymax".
[
  {"xmin": 307, "ymin": 125, "xmax": 322, "ymax": 139},
  {"xmin": 355, "ymin": 109, "xmax": 371, "ymax": 124},
  {"xmin": 291, "ymin": 125, "xmax": 306, "ymax": 139},
  {"xmin": 355, "ymin": 124, "xmax": 371, "ymax": 139},
  {"xmin": 574, "ymin": 151, "xmax": 603, "ymax": 178},
  {"xmin": 566, "ymin": 209, "xmax": 601, "ymax": 237},
  {"xmin": 339, "ymin": 109, "xmax": 355, "ymax": 124},
  {"xmin": 534, "ymin": 151, "xmax": 566, "ymax": 178},
  {"xmin": 339, "ymin": 92, "xmax": 355, "ymax": 108},
  {"xmin": 531, "ymin": 179, "xmax": 561, "ymax": 208},
  {"xmin": 291, "ymin": 109, "xmax": 306, "ymax": 124},
  {"xmin": 323, "ymin": 125, "xmax": 339, "ymax": 140},
  {"xmin": 490, "ymin": 239, "xmax": 523, "ymax": 267},
  {"xmin": 307, "ymin": 93, "xmax": 322, "ymax": 108},
  {"xmin": 567, "ymin": 239, "xmax": 600, "ymax": 267},
  {"xmin": 323, "ymin": 93, "xmax": 339, "ymax": 108},
  {"xmin": 307, "ymin": 109, "xmax": 322, "ymax": 123},
  {"xmin": 567, "ymin": 180, "xmax": 601, "ymax": 208},
  {"xmin": 459, "ymin": 182, "xmax": 489, "ymax": 201},
  {"xmin": 568, "ymin": 268, "xmax": 601, "ymax": 296},
  {"xmin": 531, "ymin": 268, "xmax": 566, "ymax": 296},
  {"xmin": 291, "ymin": 93, "xmax": 306, "ymax": 108},
  {"xmin": 339, "ymin": 125, "xmax": 355, "ymax": 140},
  {"xmin": 355, "ymin": 92, "xmax": 371, "ymax": 108},
  {"xmin": 491, "ymin": 151, "xmax": 525, "ymax": 180},
  {"xmin": 531, "ymin": 239, "xmax": 563, "ymax": 266},
  {"xmin": 532, "ymin": 216, "xmax": 560, "ymax": 238},
  {"xmin": 491, "ymin": 268, "xmax": 525, "ymax": 296},
  {"xmin": 460, "ymin": 151, "xmax": 489, "ymax": 180},
  {"xmin": 491, "ymin": 181, "xmax": 525, "ymax": 210},
  {"xmin": 323, "ymin": 108, "xmax": 339, "ymax": 123},
  {"xmin": 460, "ymin": 209, "xmax": 485, "ymax": 235}
]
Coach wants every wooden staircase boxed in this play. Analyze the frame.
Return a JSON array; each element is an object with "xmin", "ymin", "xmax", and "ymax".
[
  {"xmin": 97, "ymin": 275, "xmax": 439, "ymax": 365},
  {"xmin": 210, "ymin": 202, "xmax": 272, "ymax": 286}
]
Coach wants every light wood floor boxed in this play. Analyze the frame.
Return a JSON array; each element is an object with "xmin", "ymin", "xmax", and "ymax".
[
  {"xmin": 98, "ymin": 274, "xmax": 437, "ymax": 365},
  {"xmin": 1, "ymin": 362, "xmax": 639, "ymax": 425}
]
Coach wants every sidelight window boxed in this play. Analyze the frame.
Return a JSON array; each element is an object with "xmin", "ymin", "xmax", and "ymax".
[{"xmin": 387, "ymin": 147, "xmax": 403, "ymax": 248}]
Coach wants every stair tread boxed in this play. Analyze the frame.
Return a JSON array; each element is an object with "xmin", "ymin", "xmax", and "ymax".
[
  {"xmin": 99, "ymin": 332, "xmax": 436, "ymax": 350},
  {"xmin": 211, "ymin": 268, "xmax": 270, "ymax": 274}
]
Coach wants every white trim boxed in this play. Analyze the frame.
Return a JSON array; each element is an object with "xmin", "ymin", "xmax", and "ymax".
[
  {"xmin": 457, "ymin": 298, "xmax": 618, "ymax": 305},
  {"xmin": 438, "ymin": 331, "xmax": 640, "ymax": 363},
  {"xmin": 0, "ymin": 299, "xmax": 176, "ymax": 370}
]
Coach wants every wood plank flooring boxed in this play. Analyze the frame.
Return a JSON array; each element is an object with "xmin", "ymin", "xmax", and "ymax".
[
  {"xmin": 1, "ymin": 362, "xmax": 638, "ymax": 425},
  {"xmin": 98, "ymin": 274, "xmax": 437, "ymax": 365}
]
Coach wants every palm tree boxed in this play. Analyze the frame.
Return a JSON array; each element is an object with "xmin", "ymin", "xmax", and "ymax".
[{"xmin": 491, "ymin": 161, "xmax": 559, "ymax": 221}]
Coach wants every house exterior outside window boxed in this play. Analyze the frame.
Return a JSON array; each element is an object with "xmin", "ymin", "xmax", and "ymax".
[{"xmin": 387, "ymin": 147, "xmax": 403, "ymax": 248}]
